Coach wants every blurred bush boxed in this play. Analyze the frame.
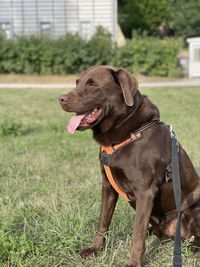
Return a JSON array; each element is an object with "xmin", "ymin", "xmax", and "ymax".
[
  {"xmin": 0, "ymin": 28, "xmax": 183, "ymax": 77},
  {"xmin": 113, "ymin": 37, "xmax": 183, "ymax": 77}
]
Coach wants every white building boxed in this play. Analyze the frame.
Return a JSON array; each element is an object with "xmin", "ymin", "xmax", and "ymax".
[
  {"xmin": 187, "ymin": 37, "xmax": 200, "ymax": 78},
  {"xmin": 0, "ymin": 0, "xmax": 118, "ymax": 41}
]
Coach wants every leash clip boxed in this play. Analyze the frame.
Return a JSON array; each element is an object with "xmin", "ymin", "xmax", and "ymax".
[
  {"xmin": 170, "ymin": 125, "xmax": 179, "ymax": 152},
  {"xmin": 170, "ymin": 125, "xmax": 175, "ymax": 138}
]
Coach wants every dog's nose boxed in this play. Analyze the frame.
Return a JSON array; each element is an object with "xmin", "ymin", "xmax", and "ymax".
[{"xmin": 59, "ymin": 95, "xmax": 70, "ymax": 103}]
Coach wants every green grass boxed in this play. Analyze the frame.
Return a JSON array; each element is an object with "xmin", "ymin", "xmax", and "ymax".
[{"xmin": 0, "ymin": 87, "xmax": 200, "ymax": 267}]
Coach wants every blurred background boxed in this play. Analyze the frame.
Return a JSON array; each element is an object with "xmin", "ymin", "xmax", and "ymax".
[{"xmin": 0, "ymin": 0, "xmax": 200, "ymax": 79}]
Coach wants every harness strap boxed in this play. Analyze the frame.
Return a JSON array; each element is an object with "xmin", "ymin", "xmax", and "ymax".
[
  {"xmin": 103, "ymin": 164, "xmax": 130, "ymax": 201},
  {"xmin": 100, "ymin": 119, "xmax": 160, "ymax": 202},
  {"xmin": 101, "ymin": 132, "xmax": 142, "ymax": 202}
]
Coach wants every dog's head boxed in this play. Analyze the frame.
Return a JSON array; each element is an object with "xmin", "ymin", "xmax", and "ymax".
[{"xmin": 59, "ymin": 65, "xmax": 139, "ymax": 134}]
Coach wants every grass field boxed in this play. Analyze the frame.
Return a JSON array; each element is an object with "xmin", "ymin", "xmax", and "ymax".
[{"xmin": 0, "ymin": 87, "xmax": 200, "ymax": 267}]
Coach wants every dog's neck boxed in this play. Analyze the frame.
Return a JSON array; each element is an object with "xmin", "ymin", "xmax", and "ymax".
[{"xmin": 92, "ymin": 93, "xmax": 160, "ymax": 146}]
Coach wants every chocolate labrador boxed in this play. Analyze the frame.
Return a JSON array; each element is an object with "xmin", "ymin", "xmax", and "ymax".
[{"xmin": 59, "ymin": 65, "xmax": 200, "ymax": 267}]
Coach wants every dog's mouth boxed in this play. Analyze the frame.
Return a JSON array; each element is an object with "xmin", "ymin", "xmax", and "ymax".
[{"xmin": 67, "ymin": 107, "xmax": 103, "ymax": 134}]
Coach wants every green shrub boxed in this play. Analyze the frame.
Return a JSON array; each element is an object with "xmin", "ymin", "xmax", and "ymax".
[
  {"xmin": 82, "ymin": 27, "xmax": 115, "ymax": 70},
  {"xmin": 51, "ymin": 27, "xmax": 114, "ymax": 74},
  {"xmin": 15, "ymin": 35, "xmax": 55, "ymax": 74},
  {"xmin": 0, "ymin": 31, "xmax": 183, "ymax": 77},
  {"xmin": 113, "ymin": 37, "xmax": 183, "ymax": 77},
  {"xmin": 52, "ymin": 34, "xmax": 87, "ymax": 74},
  {"xmin": 0, "ymin": 34, "xmax": 17, "ymax": 73}
]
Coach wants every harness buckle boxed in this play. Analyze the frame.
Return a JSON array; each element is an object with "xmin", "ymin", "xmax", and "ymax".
[
  {"xmin": 169, "ymin": 125, "xmax": 179, "ymax": 152},
  {"xmin": 165, "ymin": 164, "xmax": 172, "ymax": 182},
  {"xmin": 100, "ymin": 150, "xmax": 112, "ymax": 166}
]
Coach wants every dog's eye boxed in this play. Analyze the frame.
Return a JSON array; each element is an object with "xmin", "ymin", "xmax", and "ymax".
[
  {"xmin": 76, "ymin": 79, "xmax": 80, "ymax": 85},
  {"xmin": 86, "ymin": 78, "xmax": 98, "ymax": 87}
]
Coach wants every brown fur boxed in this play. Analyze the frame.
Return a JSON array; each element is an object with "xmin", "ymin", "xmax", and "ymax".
[{"xmin": 59, "ymin": 65, "xmax": 200, "ymax": 267}]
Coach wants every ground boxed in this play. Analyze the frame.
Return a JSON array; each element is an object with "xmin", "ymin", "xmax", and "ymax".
[
  {"xmin": 0, "ymin": 87, "xmax": 200, "ymax": 267},
  {"xmin": 0, "ymin": 74, "xmax": 179, "ymax": 84},
  {"xmin": 0, "ymin": 74, "xmax": 78, "ymax": 84}
]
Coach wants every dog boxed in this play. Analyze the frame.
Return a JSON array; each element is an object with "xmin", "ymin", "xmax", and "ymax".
[{"xmin": 59, "ymin": 65, "xmax": 200, "ymax": 267}]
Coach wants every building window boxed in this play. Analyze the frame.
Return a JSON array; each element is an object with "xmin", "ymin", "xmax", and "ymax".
[
  {"xmin": 80, "ymin": 21, "xmax": 92, "ymax": 40},
  {"xmin": 0, "ymin": 22, "xmax": 11, "ymax": 39},
  {"xmin": 40, "ymin": 22, "xmax": 51, "ymax": 37},
  {"xmin": 194, "ymin": 48, "xmax": 200, "ymax": 62}
]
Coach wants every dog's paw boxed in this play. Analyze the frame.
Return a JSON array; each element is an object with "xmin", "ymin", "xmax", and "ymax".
[
  {"xmin": 80, "ymin": 247, "xmax": 99, "ymax": 259},
  {"xmin": 191, "ymin": 236, "xmax": 200, "ymax": 253},
  {"xmin": 191, "ymin": 245, "xmax": 200, "ymax": 253}
]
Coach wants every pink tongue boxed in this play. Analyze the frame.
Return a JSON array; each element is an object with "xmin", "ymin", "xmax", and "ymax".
[{"xmin": 67, "ymin": 114, "xmax": 86, "ymax": 134}]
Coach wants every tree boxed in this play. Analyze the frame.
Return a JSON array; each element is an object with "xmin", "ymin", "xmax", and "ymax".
[
  {"xmin": 172, "ymin": 0, "xmax": 200, "ymax": 38},
  {"xmin": 118, "ymin": 0, "xmax": 173, "ymax": 38},
  {"xmin": 118, "ymin": 0, "xmax": 200, "ymax": 38}
]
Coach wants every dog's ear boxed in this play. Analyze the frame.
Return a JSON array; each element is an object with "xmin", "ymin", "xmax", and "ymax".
[{"xmin": 109, "ymin": 67, "xmax": 138, "ymax": 106}]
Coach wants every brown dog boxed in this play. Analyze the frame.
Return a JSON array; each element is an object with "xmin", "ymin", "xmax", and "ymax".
[{"xmin": 59, "ymin": 65, "xmax": 200, "ymax": 267}]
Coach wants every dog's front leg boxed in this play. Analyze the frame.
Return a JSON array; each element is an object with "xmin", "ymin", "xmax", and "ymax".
[
  {"xmin": 80, "ymin": 168, "xmax": 118, "ymax": 259},
  {"xmin": 125, "ymin": 189, "xmax": 156, "ymax": 267}
]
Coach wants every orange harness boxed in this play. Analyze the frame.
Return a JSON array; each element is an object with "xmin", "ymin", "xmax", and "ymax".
[
  {"xmin": 100, "ymin": 119, "xmax": 160, "ymax": 202},
  {"xmin": 101, "ymin": 132, "xmax": 142, "ymax": 201}
]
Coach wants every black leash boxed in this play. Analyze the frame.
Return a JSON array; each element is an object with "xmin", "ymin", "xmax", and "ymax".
[{"xmin": 170, "ymin": 126, "xmax": 182, "ymax": 267}]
